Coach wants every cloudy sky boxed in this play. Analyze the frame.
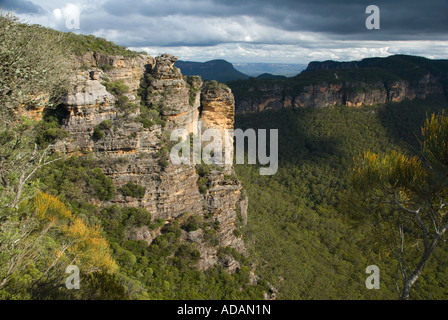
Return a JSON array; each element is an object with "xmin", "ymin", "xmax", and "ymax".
[{"xmin": 1, "ymin": 0, "xmax": 448, "ymax": 63}]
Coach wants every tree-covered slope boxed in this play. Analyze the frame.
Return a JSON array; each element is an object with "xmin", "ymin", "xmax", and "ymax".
[{"xmin": 234, "ymin": 94, "xmax": 448, "ymax": 299}]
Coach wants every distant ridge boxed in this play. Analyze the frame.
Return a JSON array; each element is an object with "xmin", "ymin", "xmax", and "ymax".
[
  {"xmin": 304, "ymin": 54, "xmax": 448, "ymax": 74},
  {"xmin": 228, "ymin": 54, "xmax": 448, "ymax": 113},
  {"xmin": 175, "ymin": 59, "xmax": 249, "ymax": 82},
  {"xmin": 256, "ymin": 73, "xmax": 287, "ymax": 80},
  {"xmin": 233, "ymin": 63, "xmax": 307, "ymax": 77}
]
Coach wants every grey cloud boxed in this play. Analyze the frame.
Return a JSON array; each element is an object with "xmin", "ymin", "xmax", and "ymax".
[
  {"xmin": 102, "ymin": 0, "xmax": 448, "ymax": 42},
  {"xmin": 9, "ymin": 0, "xmax": 448, "ymax": 63},
  {"xmin": 0, "ymin": 0, "xmax": 44, "ymax": 14},
  {"xmin": 103, "ymin": 0, "xmax": 239, "ymax": 18},
  {"xmin": 64, "ymin": 0, "xmax": 448, "ymax": 50},
  {"xmin": 212, "ymin": 0, "xmax": 448, "ymax": 39}
]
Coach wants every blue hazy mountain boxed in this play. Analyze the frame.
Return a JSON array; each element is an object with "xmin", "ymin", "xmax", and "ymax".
[
  {"xmin": 256, "ymin": 73, "xmax": 287, "ymax": 80},
  {"xmin": 233, "ymin": 63, "xmax": 308, "ymax": 77},
  {"xmin": 175, "ymin": 59, "xmax": 250, "ymax": 82}
]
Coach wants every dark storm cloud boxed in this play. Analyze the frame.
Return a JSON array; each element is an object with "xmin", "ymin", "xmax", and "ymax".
[
  {"xmin": 0, "ymin": 0, "xmax": 44, "ymax": 14},
  {"xmin": 101, "ymin": 0, "xmax": 448, "ymax": 42},
  {"xmin": 10, "ymin": 0, "xmax": 448, "ymax": 63},
  {"xmin": 210, "ymin": 0, "xmax": 448, "ymax": 38}
]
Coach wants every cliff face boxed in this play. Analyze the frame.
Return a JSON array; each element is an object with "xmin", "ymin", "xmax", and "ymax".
[
  {"xmin": 230, "ymin": 55, "xmax": 448, "ymax": 113},
  {"xmin": 233, "ymin": 76, "xmax": 446, "ymax": 113},
  {"xmin": 54, "ymin": 53, "xmax": 247, "ymax": 272}
]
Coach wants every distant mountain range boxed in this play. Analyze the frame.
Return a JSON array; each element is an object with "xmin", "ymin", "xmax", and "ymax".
[
  {"xmin": 175, "ymin": 59, "xmax": 250, "ymax": 82},
  {"xmin": 255, "ymin": 73, "xmax": 287, "ymax": 80},
  {"xmin": 175, "ymin": 59, "xmax": 304, "ymax": 82},
  {"xmin": 233, "ymin": 63, "xmax": 307, "ymax": 77}
]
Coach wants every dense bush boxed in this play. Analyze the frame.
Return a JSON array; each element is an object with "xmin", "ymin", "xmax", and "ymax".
[
  {"xmin": 36, "ymin": 156, "xmax": 116, "ymax": 203},
  {"xmin": 104, "ymin": 81, "xmax": 130, "ymax": 97},
  {"xmin": 35, "ymin": 108, "xmax": 70, "ymax": 146},
  {"xmin": 93, "ymin": 120, "xmax": 114, "ymax": 140},
  {"xmin": 119, "ymin": 182, "xmax": 146, "ymax": 199},
  {"xmin": 183, "ymin": 215, "xmax": 204, "ymax": 232},
  {"xmin": 63, "ymin": 32, "xmax": 141, "ymax": 57}
]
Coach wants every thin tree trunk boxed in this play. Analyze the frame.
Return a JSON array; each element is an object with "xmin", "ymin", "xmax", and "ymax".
[{"xmin": 400, "ymin": 236, "xmax": 440, "ymax": 300}]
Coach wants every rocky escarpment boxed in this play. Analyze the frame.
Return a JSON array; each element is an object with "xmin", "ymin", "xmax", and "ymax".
[
  {"xmin": 229, "ymin": 55, "xmax": 448, "ymax": 113},
  {"xmin": 54, "ymin": 53, "xmax": 248, "ymax": 272}
]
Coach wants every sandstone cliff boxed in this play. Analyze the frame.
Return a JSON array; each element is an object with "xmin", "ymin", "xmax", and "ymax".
[
  {"xmin": 54, "ymin": 53, "xmax": 247, "ymax": 272},
  {"xmin": 229, "ymin": 55, "xmax": 448, "ymax": 113}
]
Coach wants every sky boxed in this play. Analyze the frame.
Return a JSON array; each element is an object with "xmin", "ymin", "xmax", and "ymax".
[{"xmin": 1, "ymin": 0, "xmax": 448, "ymax": 64}]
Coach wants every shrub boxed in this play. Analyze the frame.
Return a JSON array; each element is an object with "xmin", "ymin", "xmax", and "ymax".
[
  {"xmin": 116, "ymin": 95, "xmax": 129, "ymax": 109},
  {"xmin": 63, "ymin": 32, "xmax": 140, "ymax": 57},
  {"xmin": 93, "ymin": 120, "xmax": 113, "ymax": 140},
  {"xmin": 183, "ymin": 215, "xmax": 203, "ymax": 232},
  {"xmin": 36, "ymin": 156, "xmax": 116, "ymax": 203},
  {"xmin": 119, "ymin": 182, "xmax": 146, "ymax": 198},
  {"xmin": 93, "ymin": 126, "xmax": 105, "ymax": 140},
  {"xmin": 173, "ymin": 244, "xmax": 200, "ymax": 269},
  {"xmin": 0, "ymin": 12, "xmax": 72, "ymax": 115},
  {"xmin": 103, "ymin": 80, "xmax": 129, "ymax": 97},
  {"xmin": 204, "ymin": 229, "xmax": 219, "ymax": 247},
  {"xmin": 98, "ymin": 120, "xmax": 113, "ymax": 130},
  {"xmin": 124, "ymin": 207, "xmax": 151, "ymax": 227}
]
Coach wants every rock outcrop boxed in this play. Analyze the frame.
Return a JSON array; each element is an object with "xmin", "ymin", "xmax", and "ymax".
[
  {"xmin": 232, "ymin": 77, "xmax": 446, "ymax": 113},
  {"xmin": 229, "ymin": 55, "xmax": 448, "ymax": 113},
  {"xmin": 77, "ymin": 52, "xmax": 155, "ymax": 99},
  {"xmin": 144, "ymin": 54, "xmax": 200, "ymax": 132},
  {"xmin": 54, "ymin": 53, "xmax": 246, "ymax": 272}
]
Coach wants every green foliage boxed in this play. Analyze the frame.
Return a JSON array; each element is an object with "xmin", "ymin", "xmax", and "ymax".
[
  {"xmin": 203, "ymin": 80, "xmax": 229, "ymax": 92},
  {"xmin": 35, "ymin": 156, "xmax": 116, "ymax": 203},
  {"xmin": 183, "ymin": 215, "xmax": 204, "ymax": 232},
  {"xmin": 0, "ymin": 193, "xmax": 120, "ymax": 300},
  {"xmin": 353, "ymin": 112, "xmax": 448, "ymax": 299},
  {"xmin": 137, "ymin": 104, "xmax": 166, "ymax": 128},
  {"xmin": 63, "ymin": 32, "xmax": 140, "ymax": 57},
  {"xmin": 35, "ymin": 106, "xmax": 70, "ymax": 146},
  {"xmin": 185, "ymin": 76, "xmax": 201, "ymax": 106},
  {"xmin": 93, "ymin": 120, "xmax": 114, "ymax": 140},
  {"xmin": 135, "ymin": 66, "xmax": 169, "ymax": 128},
  {"xmin": 196, "ymin": 164, "xmax": 212, "ymax": 194},
  {"xmin": 234, "ymin": 95, "xmax": 448, "ymax": 299},
  {"xmin": 116, "ymin": 95, "xmax": 130, "ymax": 109},
  {"xmin": 101, "ymin": 80, "xmax": 138, "ymax": 113},
  {"xmin": 119, "ymin": 182, "xmax": 146, "ymax": 199},
  {"xmin": 99, "ymin": 120, "xmax": 114, "ymax": 130},
  {"xmin": 0, "ymin": 12, "xmax": 72, "ymax": 114},
  {"xmin": 156, "ymin": 138, "xmax": 178, "ymax": 169},
  {"xmin": 100, "ymin": 206, "xmax": 152, "ymax": 240},
  {"xmin": 103, "ymin": 80, "xmax": 130, "ymax": 97},
  {"xmin": 353, "ymin": 151, "xmax": 427, "ymax": 194},
  {"xmin": 173, "ymin": 244, "xmax": 201, "ymax": 269},
  {"xmin": 204, "ymin": 229, "xmax": 219, "ymax": 247},
  {"xmin": 93, "ymin": 126, "xmax": 105, "ymax": 140},
  {"xmin": 99, "ymin": 214, "xmax": 266, "ymax": 299},
  {"xmin": 422, "ymin": 112, "xmax": 448, "ymax": 167}
]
